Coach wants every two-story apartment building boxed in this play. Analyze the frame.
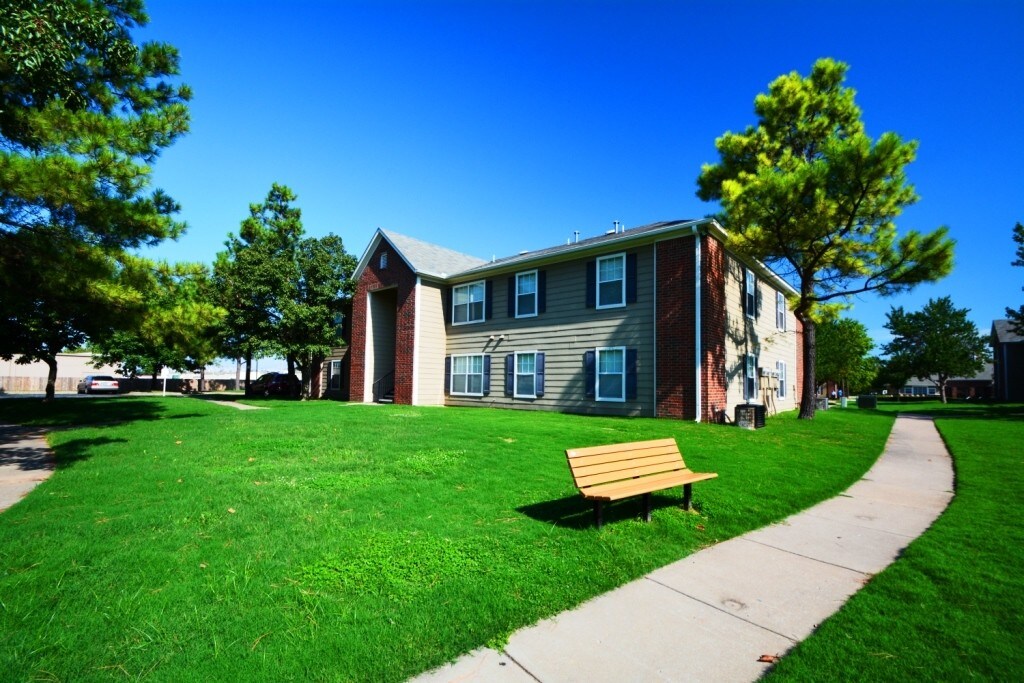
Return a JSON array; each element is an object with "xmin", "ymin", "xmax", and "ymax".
[{"xmin": 348, "ymin": 218, "xmax": 802, "ymax": 422}]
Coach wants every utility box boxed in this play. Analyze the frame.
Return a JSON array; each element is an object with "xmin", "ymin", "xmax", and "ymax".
[
  {"xmin": 735, "ymin": 403, "xmax": 766, "ymax": 430},
  {"xmin": 857, "ymin": 395, "xmax": 878, "ymax": 409},
  {"xmin": 815, "ymin": 397, "xmax": 830, "ymax": 410}
]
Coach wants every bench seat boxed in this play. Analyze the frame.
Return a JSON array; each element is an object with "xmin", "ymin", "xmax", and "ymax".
[{"xmin": 566, "ymin": 438, "xmax": 717, "ymax": 528}]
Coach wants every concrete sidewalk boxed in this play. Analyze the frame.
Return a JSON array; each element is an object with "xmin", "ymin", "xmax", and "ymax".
[
  {"xmin": 0, "ymin": 424, "xmax": 55, "ymax": 513},
  {"xmin": 411, "ymin": 414, "xmax": 954, "ymax": 683}
]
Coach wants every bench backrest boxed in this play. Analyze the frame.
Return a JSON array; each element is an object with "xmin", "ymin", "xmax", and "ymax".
[{"xmin": 566, "ymin": 438, "xmax": 688, "ymax": 492}]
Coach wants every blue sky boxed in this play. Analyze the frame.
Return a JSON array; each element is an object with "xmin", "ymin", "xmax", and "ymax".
[{"xmin": 137, "ymin": 0, "xmax": 1024, "ymax": 351}]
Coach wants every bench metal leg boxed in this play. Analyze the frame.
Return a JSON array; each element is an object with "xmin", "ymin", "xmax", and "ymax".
[
  {"xmin": 594, "ymin": 501, "xmax": 603, "ymax": 529},
  {"xmin": 682, "ymin": 483, "xmax": 693, "ymax": 510},
  {"xmin": 642, "ymin": 493, "xmax": 651, "ymax": 522}
]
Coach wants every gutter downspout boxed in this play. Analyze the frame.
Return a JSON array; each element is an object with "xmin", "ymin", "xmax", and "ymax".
[
  {"xmin": 653, "ymin": 244, "xmax": 658, "ymax": 417},
  {"xmin": 694, "ymin": 233, "xmax": 702, "ymax": 423}
]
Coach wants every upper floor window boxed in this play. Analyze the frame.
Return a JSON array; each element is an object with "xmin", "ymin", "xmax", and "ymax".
[
  {"xmin": 744, "ymin": 268, "xmax": 757, "ymax": 319},
  {"xmin": 516, "ymin": 271, "xmax": 537, "ymax": 318},
  {"xmin": 453, "ymin": 281, "xmax": 486, "ymax": 325},
  {"xmin": 597, "ymin": 254, "xmax": 625, "ymax": 309},
  {"xmin": 776, "ymin": 291, "xmax": 786, "ymax": 330},
  {"xmin": 379, "ymin": 252, "xmax": 388, "ymax": 269}
]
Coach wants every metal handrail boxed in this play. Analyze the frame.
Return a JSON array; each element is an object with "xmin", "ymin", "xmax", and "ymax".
[{"xmin": 372, "ymin": 371, "xmax": 395, "ymax": 403}]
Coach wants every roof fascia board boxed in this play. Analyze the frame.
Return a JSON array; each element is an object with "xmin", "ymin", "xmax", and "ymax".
[{"xmin": 353, "ymin": 229, "xmax": 421, "ymax": 281}]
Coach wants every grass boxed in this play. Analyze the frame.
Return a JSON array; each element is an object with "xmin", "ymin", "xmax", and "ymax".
[
  {"xmin": 0, "ymin": 396, "xmax": 895, "ymax": 682},
  {"xmin": 766, "ymin": 401, "xmax": 1024, "ymax": 681}
]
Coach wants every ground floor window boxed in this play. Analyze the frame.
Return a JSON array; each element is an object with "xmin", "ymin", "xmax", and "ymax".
[
  {"xmin": 776, "ymin": 360, "xmax": 787, "ymax": 398},
  {"xmin": 451, "ymin": 354, "xmax": 485, "ymax": 396},
  {"xmin": 515, "ymin": 352, "xmax": 536, "ymax": 398},
  {"xmin": 597, "ymin": 347, "xmax": 626, "ymax": 401},
  {"xmin": 329, "ymin": 360, "xmax": 341, "ymax": 391},
  {"xmin": 745, "ymin": 354, "xmax": 758, "ymax": 400}
]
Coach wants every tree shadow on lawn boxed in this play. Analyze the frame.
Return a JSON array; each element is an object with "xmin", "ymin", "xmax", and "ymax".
[
  {"xmin": 868, "ymin": 402, "xmax": 1024, "ymax": 422},
  {"xmin": 51, "ymin": 436, "xmax": 128, "ymax": 469},
  {"xmin": 0, "ymin": 396, "xmax": 199, "ymax": 429},
  {"xmin": 517, "ymin": 492, "xmax": 692, "ymax": 530}
]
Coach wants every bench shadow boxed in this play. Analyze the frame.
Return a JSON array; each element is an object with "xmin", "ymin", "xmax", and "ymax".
[{"xmin": 517, "ymin": 493, "xmax": 690, "ymax": 530}]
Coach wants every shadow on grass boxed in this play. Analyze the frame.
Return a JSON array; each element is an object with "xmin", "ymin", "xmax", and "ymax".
[
  {"xmin": 52, "ymin": 436, "xmax": 128, "ymax": 469},
  {"xmin": 517, "ymin": 492, "xmax": 692, "ymax": 530},
  {"xmin": 0, "ymin": 396, "xmax": 178, "ymax": 429},
  {"xmin": 869, "ymin": 401, "xmax": 1024, "ymax": 422}
]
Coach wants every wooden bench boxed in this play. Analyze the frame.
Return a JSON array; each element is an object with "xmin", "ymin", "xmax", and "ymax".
[{"xmin": 566, "ymin": 438, "xmax": 717, "ymax": 528}]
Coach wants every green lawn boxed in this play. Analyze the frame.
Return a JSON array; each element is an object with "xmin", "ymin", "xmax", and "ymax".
[
  {"xmin": 0, "ymin": 397, "xmax": 893, "ymax": 682},
  {"xmin": 767, "ymin": 401, "xmax": 1024, "ymax": 681}
]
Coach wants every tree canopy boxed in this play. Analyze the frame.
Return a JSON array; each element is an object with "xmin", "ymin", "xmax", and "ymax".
[
  {"xmin": 0, "ymin": 0, "xmax": 190, "ymax": 399},
  {"xmin": 815, "ymin": 316, "xmax": 876, "ymax": 395},
  {"xmin": 1006, "ymin": 221, "xmax": 1024, "ymax": 334},
  {"xmin": 696, "ymin": 58, "xmax": 954, "ymax": 418},
  {"xmin": 882, "ymin": 296, "xmax": 989, "ymax": 403}
]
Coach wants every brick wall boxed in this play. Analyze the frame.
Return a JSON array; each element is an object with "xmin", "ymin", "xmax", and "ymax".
[
  {"xmin": 700, "ymin": 234, "xmax": 728, "ymax": 423},
  {"xmin": 349, "ymin": 239, "xmax": 418, "ymax": 404},
  {"xmin": 655, "ymin": 235, "xmax": 696, "ymax": 419}
]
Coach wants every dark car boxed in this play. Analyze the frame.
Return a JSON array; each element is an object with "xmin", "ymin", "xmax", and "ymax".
[
  {"xmin": 250, "ymin": 372, "xmax": 301, "ymax": 398},
  {"xmin": 77, "ymin": 375, "xmax": 120, "ymax": 394}
]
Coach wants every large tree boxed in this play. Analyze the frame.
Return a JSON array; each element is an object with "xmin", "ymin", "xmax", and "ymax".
[
  {"xmin": 697, "ymin": 58, "xmax": 954, "ymax": 418},
  {"xmin": 882, "ymin": 296, "xmax": 989, "ymax": 403},
  {"xmin": 214, "ymin": 184, "xmax": 355, "ymax": 397},
  {"xmin": 0, "ymin": 0, "xmax": 190, "ymax": 399},
  {"xmin": 1006, "ymin": 222, "xmax": 1024, "ymax": 334},
  {"xmin": 815, "ymin": 316, "xmax": 876, "ymax": 396}
]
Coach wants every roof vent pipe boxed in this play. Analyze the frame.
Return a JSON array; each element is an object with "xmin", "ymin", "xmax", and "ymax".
[{"xmin": 574, "ymin": 230, "xmax": 580, "ymax": 244}]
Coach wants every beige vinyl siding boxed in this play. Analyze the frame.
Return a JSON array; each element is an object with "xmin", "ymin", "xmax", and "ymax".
[
  {"xmin": 415, "ymin": 281, "xmax": 447, "ymax": 406},
  {"xmin": 444, "ymin": 246, "xmax": 655, "ymax": 417},
  {"xmin": 722, "ymin": 255, "xmax": 799, "ymax": 414}
]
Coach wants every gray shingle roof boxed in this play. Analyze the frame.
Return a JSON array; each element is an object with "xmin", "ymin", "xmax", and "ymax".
[
  {"xmin": 992, "ymin": 319, "xmax": 1024, "ymax": 344},
  {"xmin": 380, "ymin": 229, "xmax": 487, "ymax": 279}
]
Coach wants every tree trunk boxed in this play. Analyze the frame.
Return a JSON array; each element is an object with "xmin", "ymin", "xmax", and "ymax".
[
  {"xmin": 150, "ymin": 364, "xmax": 162, "ymax": 391},
  {"xmin": 235, "ymin": 358, "xmax": 241, "ymax": 391},
  {"xmin": 287, "ymin": 354, "xmax": 296, "ymax": 377},
  {"xmin": 244, "ymin": 351, "xmax": 253, "ymax": 396},
  {"xmin": 309, "ymin": 353, "xmax": 324, "ymax": 400},
  {"xmin": 43, "ymin": 355, "xmax": 58, "ymax": 402},
  {"xmin": 199, "ymin": 366, "xmax": 206, "ymax": 393},
  {"xmin": 938, "ymin": 376, "xmax": 948, "ymax": 404},
  {"xmin": 799, "ymin": 315, "xmax": 817, "ymax": 419}
]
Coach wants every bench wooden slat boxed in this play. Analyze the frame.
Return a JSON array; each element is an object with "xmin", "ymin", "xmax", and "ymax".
[
  {"xmin": 565, "ymin": 437, "xmax": 717, "ymax": 527},
  {"xmin": 567, "ymin": 444, "xmax": 682, "ymax": 468}
]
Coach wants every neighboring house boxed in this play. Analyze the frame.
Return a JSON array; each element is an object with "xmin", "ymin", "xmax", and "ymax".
[
  {"xmin": 992, "ymin": 319, "xmax": 1024, "ymax": 402},
  {"xmin": 348, "ymin": 218, "xmax": 802, "ymax": 422},
  {"xmin": 900, "ymin": 363, "xmax": 994, "ymax": 400}
]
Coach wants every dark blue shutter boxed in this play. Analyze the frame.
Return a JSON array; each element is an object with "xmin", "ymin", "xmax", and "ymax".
[
  {"xmin": 485, "ymin": 280, "xmax": 493, "ymax": 320},
  {"xmin": 444, "ymin": 356, "xmax": 451, "ymax": 395},
  {"xmin": 755, "ymin": 281, "xmax": 762, "ymax": 319},
  {"xmin": 444, "ymin": 287, "xmax": 452, "ymax": 325},
  {"xmin": 585, "ymin": 261, "xmax": 596, "ymax": 308},
  {"xmin": 584, "ymin": 350, "xmax": 596, "ymax": 398},
  {"xmin": 626, "ymin": 253, "xmax": 638, "ymax": 304},
  {"xmin": 626, "ymin": 348, "xmax": 638, "ymax": 400},
  {"xmin": 483, "ymin": 355, "xmax": 491, "ymax": 395},
  {"xmin": 538, "ymin": 270, "xmax": 547, "ymax": 314},
  {"xmin": 535, "ymin": 353, "xmax": 545, "ymax": 397},
  {"xmin": 505, "ymin": 354, "xmax": 514, "ymax": 396},
  {"xmin": 507, "ymin": 277, "xmax": 515, "ymax": 318}
]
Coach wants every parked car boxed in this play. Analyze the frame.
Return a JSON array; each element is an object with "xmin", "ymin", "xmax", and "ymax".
[
  {"xmin": 249, "ymin": 372, "xmax": 301, "ymax": 398},
  {"xmin": 77, "ymin": 375, "xmax": 120, "ymax": 394}
]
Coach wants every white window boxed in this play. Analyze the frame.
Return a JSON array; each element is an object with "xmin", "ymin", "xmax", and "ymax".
[
  {"xmin": 329, "ymin": 360, "xmax": 342, "ymax": 390},
  {"xmin": 451, "ymin": 355, "xmax": 484, "ymax": 396},
  {"xmin": 745, "ymin": 268, "xmax": 756, "ymax": 319},
  {"xmin": 516, "ymin": 271, "xmax": 537, "ymax": 318},
  {"xmin": 776, "ymin": 360, "xmax": 787, "ymax": 398},
  {"xmin": 515, "ymin": 352, "xmax": 536, "ymax": 398},
  {"xmin": 745, "ymin": 354, "xmax": 758, "ymax": 400},
  {"xmin": 452, "ymin": 281, "xmax": 485, "ymax": 325},
  {"xmin": 379, "ymin": 252, "xmax": 388, "ymax": 269},
  {"xmin": 776, "ymin": 291, "xmax": 786, "ymax": 330},
  {"xmin": 597, "ymin": 254, "xmax": 625, "ymax": 309},
  {"xmin": 596, "ymin": 347, "xmax": 626, "ymax": 401}
]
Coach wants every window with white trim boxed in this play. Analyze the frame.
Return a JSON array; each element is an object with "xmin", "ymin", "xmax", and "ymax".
[
  {"xmin": 776, "ymin": 291, "xmax": 786, "ymax": 330},
  {"xmin": 776, "ymin": 360, "xmax": 787, "ymax": 398},
  {"xmin": 516, "ymin": 271, "xmax": 537, "ymax": 318},
  {"xmin": 597, "ymin": 347, "xmax": 626, "ymax": 401},
  {"xmin": 745, "ymin": 354, "xmax": 758, "ymax": 400},
  {"xmin": 379, "ymin": 252, "xmax": 388, "ymax": 269},
  {"xmin": 329, "ymin": 360, "xmax": 342, "ymax": 390},
  {"xmin": 452, "ymin": 281, "xmax": 486, "ymax": 325},
  {"xmin": 597, "ymin": 254, "xmax": 625, "ymax": 309},
  {"xmin": 745, "ymin": 268, "xmax": 757, "ymax": 319},
  {"xmin": 451, "ymin": 354, "xmax": 485, "ymax": 396},
  {"xmin": 515, "ymin": 352, "xmax": 536, "ymax": 398}
]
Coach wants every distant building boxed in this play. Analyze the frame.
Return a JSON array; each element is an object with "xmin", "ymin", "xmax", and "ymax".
[
  {"xmin": 992, "ymin": 319, "xmax": 1024, "ymax": 402},
  {"xmin": 900, "ymin": 364, "xmax": 994, "ymax": 400}
]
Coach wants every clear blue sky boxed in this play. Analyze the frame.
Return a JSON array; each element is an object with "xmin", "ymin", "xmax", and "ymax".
[{"xmin": 137, "ymin": 0, "xmax": 1024, "ymax": 350}]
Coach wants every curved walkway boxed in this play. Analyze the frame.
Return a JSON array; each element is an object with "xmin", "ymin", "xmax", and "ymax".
[
  {"xmin": 0, "ymin": 424, "xmax": 55, "ymax": 513},
  {"xmin": 411, "ymin": 414, "xmax": 955, "ymax": 683}
]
